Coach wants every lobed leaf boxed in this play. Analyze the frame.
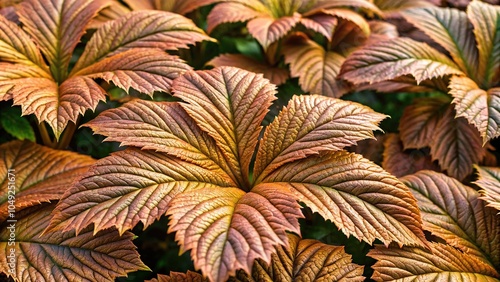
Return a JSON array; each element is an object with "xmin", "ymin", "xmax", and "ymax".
[
  {"xmin": 0, "ymin": 140, "xmax": 95, "ymax": 222},
  {"xmin": 449, "ymin": 75, "xmax": 500, "ymax": 144},
  {"xmin": 369, "ymin": 243, "xmax": 500, "ymax": 281},
  {"xmin": 402, "ymin": 171, "xmax": 500, "ymax": 268},
  {"xmin": 17, "ymin": 0, "xmax": 109, "ymax": 81},
  {"xmin": 254, "ymin": 95, "xmax": 386, "ymax": 183},
  {"xmin": 340, "ymin": 37, "xmax": 463, "ymax": 84},
  {"xmin": 467, "ymin": 1, "xmax": 500, "ymax": 88},
  {"xmin": 0, "ymin": 203, "xmax": 148, "ymax": 281},
  {"xmin": 401, "ymin": 6, "xmax": 479, "ymax": 78},
  {"xmin": 475, "ymin": 166, "xmax": 500, "ymax": 212},
  {"xmin": 263, "ymin": 151, "xmax": 427, "ymax": 247},
  {"xmin": 72, "ymin": 10, "xmax": 212, "ymax": 74},
  {"xmin": 247, "ymin": 14, "xmax": 301, "ymax": 49},
  {"xmin": 172, "ymin": 67, "xmax": 277, "ymax": 188},
  {"xmin": 167, "ymin": 184, "xmax": 302, "ymax": 282},
  {"xmin": 206, "ymin": 2, "xmax": 266, "ymax": 33},
  {"xmin": 284, "ymin": 37, "xmax": 348, "ymax": 98},
  {"xmin": 47, "ymin": 148, "xmax": 236, "ymax": 235},
  {"xmin": 208, "ymin": 54, "xmax": 289, "ymax": 86}
]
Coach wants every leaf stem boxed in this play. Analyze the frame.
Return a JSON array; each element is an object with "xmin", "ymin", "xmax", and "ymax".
[
  {"xmin": 38, "ymin": 122, "xmax": 56, "ymax": 148},
  {"xmin": 56, "ymin": 121, "xmax": 78, "ymax": 150}
]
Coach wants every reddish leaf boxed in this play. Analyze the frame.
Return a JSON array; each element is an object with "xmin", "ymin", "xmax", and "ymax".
[
  {"xmin": 0, "ymin": 141, "xmax": 95, "ymax": 222},
  {"xmin": 263, "ymin": 151, "xmax": 427, "ymax": 247},
  {"xmin": 206, "ymin": 2, "xmax": 265, "ymax": 33},
  {"xmin": 0, "ymin": 203, "xmax": 148, "ymax": 281},
  {"xmin": 172, "ymin": 67, "xmax": 277, "ymax": 188},
  {"xmin": 47, "ymin": 148, "xmax": 237, "ymax": 235},
  {"xmin": 208, "ymin": 54, "xmax": 289, "ymax": 85},
  {"xmin": 299, "ymin": 13, "xmax": 337, "ymax": 40},
  {"xmin": 403, "ymin": 171, "xmax": 500, "ymax": 268},
  {"xmin": 247, "ymin": 14, "xmax": 301, "ymax": 49},
  {"xmin": 167, "ymin": 184, "xmax": 302, "ymax": 282},
  {"xmin": 147, "ymin": 272, "xmax": 207, "ymax": 282},
  {"xmin": 254, "ymin": 95, "xmax": 386, "ymax": 183},
  {"xmin": 370, "ymin": 243, "xmax": 500, "ymax": 281},
  {"xmin": 475, "ymin": 166, "xmax": 500, "ymax": 212}
]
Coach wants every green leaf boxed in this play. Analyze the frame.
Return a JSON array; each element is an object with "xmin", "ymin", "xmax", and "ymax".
[
  {"xmin": 0, "ymin": 106, "xmax": 35, "ymax": 141},
  {"xmin": 0, "ymin": 203, "xmax": 149, "ymax": 281}
]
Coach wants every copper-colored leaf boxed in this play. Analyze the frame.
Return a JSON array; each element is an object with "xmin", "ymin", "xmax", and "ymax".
[
  {"xmin": 340, "ymin": 37, "xmax": 463, "ymax": 84},
  {"xmin": 147, "ymin": 272, "xmax": 207, "ymax": 282},
  {"xmin": 208, "ymin": 54, "xmax": 289, "ymax": 86},
  {"xmin": 449, "ymin": 75, "xmax": 500, "ymax": 144},
  {"xmin": 401, "ymin": 6, "xmax": 479, "ymax": 78},
  {"xmin": 17, "ymin": 0, "xmax": 109, "ymax": 81},
  {"xmin": 299, "ymin": 14, "xmax": 337, "ymax": 40},
  {"xmin": 0, "ymin": 140, "xmax": 95, "ymax": 222},
  {"xmin": 475, "ymin": 165, "xmax": 500, "ymax": 212},
  {"xmin": 263, "ymin": 151, "xmax": 427, "ymax": 247},
  {"xmin": 73, "ymin": 49, "xmax": 191, "ymax": 95},
  {"xmin": 0, "ymin": 203, "xmax": 148, "ymax": 281},
  {"xmin": 429, "ymin": 104, "xmax": 485, "ymax": 180},
  {"xmin": 247, "ymin": 14, "xmax": 301, "ymax": 49},
  {"xmin": 47, "ymin": 148, "xmax": 237, "ymax": 235},
  {"xmin": 83, "ymin": 100, "xmax": 233, "ymax": 179},
  {"xmin": 382, "ymin": 133, "xmax": 440, "ymax": 178},
  {"xmin": 284, "ymin": 37, "xmax": 348, "ymax": 97},
  {"xmin": 467, "ymin": 1, "xmax": 500, "ymax": 88},
  {"xmin": 167, "ymin": 184, "xmax": 302, "ymax": 282},
  {"xmin": 72, "ymin": 10, "xmax": 212, "ymax": 74},
  {"xmin": 373, "ymin": 0, "xmax": 433, "ymax": 18},
  {"xmin": 172, "ymin": 67, "xmax": 277, "ymax": 188},
  {"xmin": 320, "ymin": 8, "xmax": 370, "ymax": 36},
  {"xmin": 235, "ymin": 233, "xmax": 364, "ymax": 281},
  {"xmin": 206, "ymin": 2, "xmax": 265, "ymax": 33},
  {"xmin": 370, "ymin": 243, "xmax": 500, "ymax": 281},
  {"xmin": 254, "ymin": 95, "xmax": 386, "ymax": 183},
  {"xmin": 402, "ymin": 171, "xmax": 500, "ymax": 268},
  {"xmin": 399, "ymin": 97, "xmax": 449, "ymax": 149}
]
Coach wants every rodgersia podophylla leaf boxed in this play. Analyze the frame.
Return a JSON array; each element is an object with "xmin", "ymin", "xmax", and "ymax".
[
  {"xmin": 0, "ymin": 203, "xmax": 148, "ymax": 281},
  {"xmin": 0, "ymin": 0, "xmax": 211, "ymax": 139},
  {"xmin": 402, "ymin": 171, "xmax": 500, "ymax": 268},
  {"xmin": 475, "ymin": 165, "xmax": 500, "ymax": 213},
  {"xmin": 0, "ymin": 140, "xmax": 95, "ymax": 222},
  {"xmin": 49, "ymin": 67, "xmax": 427, "ymax": 281}
]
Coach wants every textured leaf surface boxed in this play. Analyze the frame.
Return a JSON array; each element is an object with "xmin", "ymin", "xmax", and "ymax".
[
  {"xmin": 47, "ymin": 148, "xmax": 236, "ymax": 235},
  {"xmin": 206, "ymin": 2, "xmax": 265, "ymax": 33},
  {"xmin": 402, "ymin": 171, "xmax": 500, "ymax": 268},
  {"xmin": 73, "ymin": 49, "xmax": 191, "ymax": 95},
  {"xmin": 172, "ymin": 67, "xmax": 277, "ymax": 188},
  {"xmin": 167, "ymin": 184, "xmax": 302, "ymax": 282},
  {"xmin": 254, "ymin": 95, "xmax": 386, "ymax": 182},
  {"xmin": 208, "ymin": 54, "xmax": 289, "ymax": 85},
  {"xmin": 241, "ymin": 233, "xmax": 364, "ymax": 281},
  {"xmin": 263, "ymin": 151, "xmax": 427, "ymax": 247},
  {"xmin": 340, "ymin": 37, "xmax": 463, "ymax": 84},
  {"xmin": 0, "ymin": 203, "xmax": 148, "ymax": 281},
  {"xmin": 0, "ymin": 106, "xmax": 35, "ymax": 141},
  {"xmin": 370, "ymin": 243, "xmax": 500, "ymax": 281},
  {"xmin": 450, "ymin": 75, "xmax": 500, "ymax": 144},
  {"xmin": 429, "ymin": 105, "xmax": 485, "ymax": 180},
  {"xmin": 299, "ymin": 14, "xmax": 337, "ymax": 40},
  {"xmin": 18, "ymin": 0, "xmax": 108, "ymax": 81},
  {"xmin": 401, "ymin": 6, "xmax": 478, "ymax": 77},
  {"xmin": 0, "ymin": 140, "xmax": 95, "ymax": 222},
  {"xmin": 147, "ymin": 272, "xmax": 207, "ymax": 282},
  {"xmin": 247, "ymin": 14, "xmax": 301, "ymax": 49},
  {"xmin": 284, "ymin": 37, "xmax": 348, "ymax": 97},
  {"xmin": 475, "ymin": 166, "xmax": 500, "ymax": 212},
  {"xmin": 468, "ymin": 1, "xmax": 500, "ymax": 88},
  {"xmin": 382, "ymin": 133, "xmax": 440, "ymax": 178},
  {"xmin": 72, "ymin": 10, "xmax": 212, "ymax": 73}
]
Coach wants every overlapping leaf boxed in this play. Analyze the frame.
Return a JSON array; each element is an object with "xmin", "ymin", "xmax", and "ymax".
[
  {"xmin": 401, "ymin": 6, "xmax": 479, "ymax": 78},
  {"xmin": 340, "ymin": 37, "xmax": 463, "ymax": 84},
  {"xmin": 402, "ymin": 171, "xmax": 500, "ymax": 268},
  {"xmin": 148, "ymin": 272, "xmax": 207, "ymax": 282},
  {"xmin": 468, "ymin": 0, "xmax": 500, "ymax": 88},
  {"xmin": 369, "ymin": 243, "xmax": 500, "ymax": 281},
  {"xmin": 450, "ymin": 76, "xmax": 500, "ymax": 144},
  {"xmin": 253, "ymin": 95, "xmax": 387, "ymax": 182},
  {"xmin": 0, "ymin": 203, "xmax": 148, "ymax": 281},
  {"xmin": 232, "ymin": 233, "xmax": 364, "ymax": 281},
  {"xmin": 167, "ymin": 184, "xmax": 302, "ymax": 282},
  {"xmin": 0, "ymin": 140, "xmax": 95, "ymax": 222},
  {"xmin": 262, "ymin": 151, "xmax": 427, "ymax": 247},
  {"xmin": 172, "ymin": 67, "xmax": 276, "ymax": 188},
  {"xmin": 284, "ymin": 36, "xmax": 348, "ymax": 97},
  {"xmin": 475, "ymin": 166, "xmax": 500, "ymax": 212}
]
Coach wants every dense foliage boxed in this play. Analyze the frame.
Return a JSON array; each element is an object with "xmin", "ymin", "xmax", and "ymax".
[{"xmin": 0, "ymin": 0, "xmax": 499, "ymax": 281}]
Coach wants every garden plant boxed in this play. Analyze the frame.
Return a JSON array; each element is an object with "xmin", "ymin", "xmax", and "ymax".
[{"xmin": 0, "ymin": 0, "xmax": 499, "ymax": 281}]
